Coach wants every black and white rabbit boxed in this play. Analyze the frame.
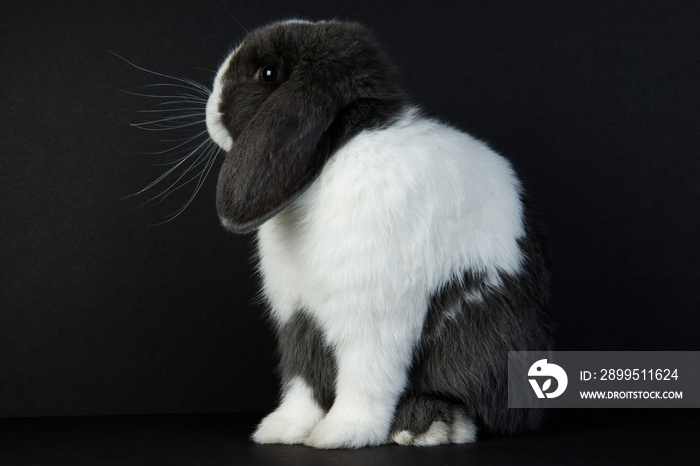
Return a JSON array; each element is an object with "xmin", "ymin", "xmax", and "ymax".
[{"xmin": 205, "ymin": 19, "xmax": 551, "ymax": 449}]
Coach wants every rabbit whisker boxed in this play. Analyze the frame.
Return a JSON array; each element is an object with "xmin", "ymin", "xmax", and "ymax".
[
  {"xmin": 153, "ymin": 140, "xmax": 216, "ymax": 167},
  {"xmin": 131, "ymin": 113, "xmax": 206, "ymax": 127},
  {"xmin": 115, "ymin": 51, "xmax": 222, "ymax": 221},
  {"xmin": 130, "ymin": 119, "xmax": 206, "ymax": 132},
  {"xmin": 124, "ymin": 136, "xmax": 211, "ymax": 200},
  {"xmin": 108, "ymin": 51, "xmax": 212, "ymax": 95},
  {"xmin": 148, "ymin": 142, "xmax": 218, "ymax": 206},
  {"xmin": 136, "ymin": 130, "xmax": 209, "ymax": 155},
  {"xmin": 112, "ymin": 86, "xmax": 208, "ymax": 103},
  {"xmin": 144, "ymin": 82, "xmax": 211, "ymax": 96},
  {"xmin": 226, "ymin": 13, "xmax": 250, "ymax": 35},
  {"xmin": 137, "ymin": 138, "xmax": 216, "ymax": 205},
  {"xmin": 129, "ymin": 107, "xmax": 207, "ymax": 114},
  {"xmin": 155, "ymin": 147, "xmax": 220, "ymax": 224}
]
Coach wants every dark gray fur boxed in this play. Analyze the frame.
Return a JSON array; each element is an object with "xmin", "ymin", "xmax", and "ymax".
[{"xmin": 276, "ymin": 312, "xmax": 337, "ymax": 411}]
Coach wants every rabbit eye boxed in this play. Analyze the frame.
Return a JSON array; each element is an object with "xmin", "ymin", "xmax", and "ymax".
[{"xmin": 256, "ymin": 65, "xmax": 280, "ymax": 83}]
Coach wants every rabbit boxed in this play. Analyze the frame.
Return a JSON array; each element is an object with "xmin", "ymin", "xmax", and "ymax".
[{"xmin": 205, "ymin": 19, "xmax": 552, "ymax": 449}]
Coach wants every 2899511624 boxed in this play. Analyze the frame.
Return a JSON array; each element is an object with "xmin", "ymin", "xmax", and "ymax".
[{"xmin": 592, "ymin": 369, "xmax": 679, "ymax": 381}]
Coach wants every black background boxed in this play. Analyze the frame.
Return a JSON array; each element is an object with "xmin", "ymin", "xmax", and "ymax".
[{"xmin": 2, "ymin": 0, "xmax": 699, "ymax": 422}]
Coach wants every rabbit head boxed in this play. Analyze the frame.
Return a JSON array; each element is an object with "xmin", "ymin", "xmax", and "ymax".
[{"xmin": 206, "ymin": 20, "xmax": 407, "ymax": 233}]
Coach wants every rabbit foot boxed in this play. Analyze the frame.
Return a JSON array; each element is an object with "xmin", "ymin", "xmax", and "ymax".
[
  {"xmin": 391, "ymin": 420, "xmax": 450, "ymax": 446},
  {"xmin": 253, "ymin": 407, "xmax": 323, "ymax": 444},
  {"xmin": 252, "ymin": 377, "xmax": 325, "ymax": 444},
  {"xmin": 302, "ymin": 409, "xmax": 388, "ymax": 449},
  {"xmin": 390, "ymin": 395, "xmax": 477, "ymax": 446}
]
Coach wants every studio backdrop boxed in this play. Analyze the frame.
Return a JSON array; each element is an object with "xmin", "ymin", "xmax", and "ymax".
[{"xmin": 1, "ymin": 0, "xmax": 699, "ymax": 418}]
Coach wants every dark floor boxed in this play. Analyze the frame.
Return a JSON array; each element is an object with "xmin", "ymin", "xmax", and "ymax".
[{"xmin": 0, "ymin": 409, "xmax": 696, "ymax": 465}]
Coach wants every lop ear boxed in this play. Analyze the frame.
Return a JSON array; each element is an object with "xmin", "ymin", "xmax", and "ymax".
[{"xmin": 215, "ymin": 79, "xmax": 338, "ymax": 233}]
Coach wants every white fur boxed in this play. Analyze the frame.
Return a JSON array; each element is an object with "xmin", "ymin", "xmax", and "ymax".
[
  {"xmin": 252, "ymin": 376, "xmax": 324, "ymax": 444},
  {"xmin": 391, "ymin": 430, "xmax": 415, "ymax": 446},
  {"xmin": 413, "ymin": 421, "xmax": 451, "ymax": 446},
  {"xmin": 450, "ymin": 409, "xmax": 478, "ymax": 444},
  {"xmin": 390, "ymin": 413, "xmax": 476, "ymax": 446},
  {"xmin": 255, "ymin": 109, "xmax": 525, "ymax": 448},
  {"xmin": 391, "ymin": 422, "xmax": 453, "ymax": 447},
  {"xmin": 205, "ymin": 50, "xmax": 235, "ymax": 152}
]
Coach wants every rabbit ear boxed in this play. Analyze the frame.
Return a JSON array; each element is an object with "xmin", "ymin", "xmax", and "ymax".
[{"xmin": 215, "ymin": 77, "xmax": 338, "ymax": 233}]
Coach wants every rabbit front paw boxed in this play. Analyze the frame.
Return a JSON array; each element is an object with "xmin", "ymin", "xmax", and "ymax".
[
  {"xmin": 252, "ymin": 408, "xmax": 323, "ymax": 445},
  {"xmin": 302, "ymin": 410, "xmax": 389, "ymax": 449}
]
